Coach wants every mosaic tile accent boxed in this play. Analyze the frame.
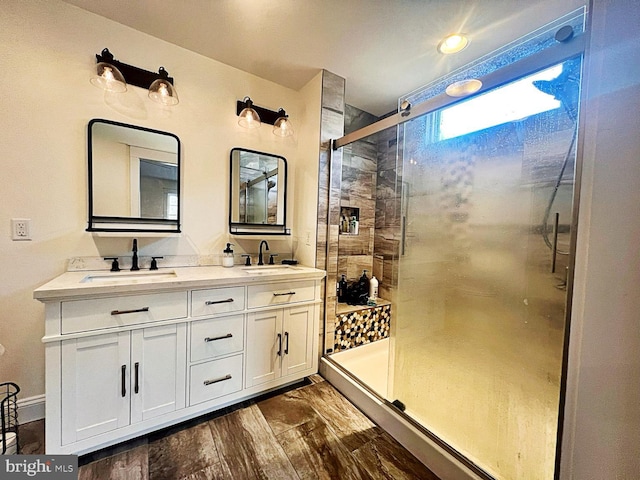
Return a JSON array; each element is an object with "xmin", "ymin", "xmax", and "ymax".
[{"xmin": 334, "ymin": 304, "xmax": 391, "ymax": 352}]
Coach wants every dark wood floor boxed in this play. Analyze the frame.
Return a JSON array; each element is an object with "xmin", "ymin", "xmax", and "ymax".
[{"xmin": 19, "ymin": 375, "xmax": 439, "ymax": 479}]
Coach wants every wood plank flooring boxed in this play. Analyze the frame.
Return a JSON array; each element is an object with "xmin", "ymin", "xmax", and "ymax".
[{"xmin": 19, "ymin": 375, "xmax": 440, "ymax": 480}]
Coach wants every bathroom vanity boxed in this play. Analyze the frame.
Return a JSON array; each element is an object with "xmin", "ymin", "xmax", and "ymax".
[{"xmin": 34, "ymin": 265, "xmax": 325, "ymax": 455}]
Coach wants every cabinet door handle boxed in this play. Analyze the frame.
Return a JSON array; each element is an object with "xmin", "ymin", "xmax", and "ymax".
[
  {"xmin": 111, "ymin": 307, "xmax": 149, "ymax": 316},
  {"xmin": 204, "ymin": 374, "xmax": 232, "ymax": 386},
  {"xmin": 134, "ymin": 362, "xmax": 139, "ymax": 394},
  {"xmin": 277, "ymin": 333, "xmax": 282, "ymax": 356},
  {"xmin": 273, "ymin": 292, "xmax": 296, "ymax": 297},
  {"xmin": 205, "ymin": 298, "xmax": 234, "ymax": 305},
  {"xmin": 121, "ymin": 365, "xmax": 126, "ymax": 397},
  {"xmin": 204, "ymin": 333, "xmax": 233, "ymax": 342},
  {"xmin": 284, "ymin": 332, "xmax": 289, "ymax": 355}
]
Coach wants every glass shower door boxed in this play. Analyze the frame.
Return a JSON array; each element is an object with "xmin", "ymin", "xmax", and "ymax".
[{"xmin": 391, "ymin": 58, "xmax": 581, "ymax": 479}]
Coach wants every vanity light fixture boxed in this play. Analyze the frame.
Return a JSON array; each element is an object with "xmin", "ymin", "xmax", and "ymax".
[
  {"xmin": 237, "ymin": 97, "xmax": 294, "ymax": 136},
  {"xmin": 437, "ymin": 33, "xmax": 469, "ymax": 54},
  {"xmin": 237, "ymin": 96, "xmax": 261, "ymax": 129},
  {"xmin": 91, "ymin": 48, "xmax": 179, "ymax": 106},
  {"xmin": 273, "ymin": 109, "xmax": 294, "ymax": 137}
]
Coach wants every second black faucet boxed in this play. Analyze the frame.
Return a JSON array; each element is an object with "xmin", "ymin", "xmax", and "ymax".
[
  {"xmin": 257, "ymin": 240, "xmax": 269, "ymax": 266},
  {"xmin": 131, "ymin": 238, "xmax": 139, "ymax": 271}
]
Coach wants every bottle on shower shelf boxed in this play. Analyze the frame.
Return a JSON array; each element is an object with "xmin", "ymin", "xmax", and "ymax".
[
  {"xmin": 337, "ymin": 274, "xmax": 348, "ymax": 303},
  {"xmin": 369, "ymin": 275, "xmax": 378, "ymax": 301}
]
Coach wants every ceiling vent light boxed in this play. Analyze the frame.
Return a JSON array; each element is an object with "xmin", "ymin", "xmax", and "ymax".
[{"xmin": 437, "ymin": 34, "xmax": 469, "ymax": 54}]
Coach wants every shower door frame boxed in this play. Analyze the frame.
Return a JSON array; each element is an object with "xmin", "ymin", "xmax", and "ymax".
[{"xmin": 324, "ymin": 23, "xmax": 587, "ymax": 480}]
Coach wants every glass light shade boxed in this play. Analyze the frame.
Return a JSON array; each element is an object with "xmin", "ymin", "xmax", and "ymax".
[
  {"xmin": 148, "ymin": 79, "xmax": 179, "ymax": 106},
  {"xmin": 437, "ymin": 34, "xmax": 469, "ymax": 54},
  {"xmin": 445, "ymin": 79, "xmax": 483, "ymax": 97},
  {"xmin": 273, "ymin": 115, "xmax": 294, "ymax": 137},
  {"xmin": 238, "ymin": 106, "xmax": 261, "ymax": 129},
  {"xmin": 90, "ymin": 62, "xmax": 127, "ymax": 93}
]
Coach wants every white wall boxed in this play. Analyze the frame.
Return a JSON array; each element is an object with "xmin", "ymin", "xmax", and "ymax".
[
  {"xmin": 0, "ymin": 0, "xmax": 321, "ymax": 400},
  {"xmin": 561, "ymin": 1, "xmax": 640, "ymax": 478}
]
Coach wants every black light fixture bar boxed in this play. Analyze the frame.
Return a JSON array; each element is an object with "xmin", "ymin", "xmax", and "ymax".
[
  {"xmin": 96, "ymin": 48, "xmax": 174, "ymax": 89},
  {"xmin": 236, "ymin": 99, "xmax": 285, "ymax": 125}
]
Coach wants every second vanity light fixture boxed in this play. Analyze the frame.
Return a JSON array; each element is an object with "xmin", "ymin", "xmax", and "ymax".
[
  {"xmin": 236, "ymin": 96, "xmax": 294, "ymax": 137},
  {"xmin": 90, "ymin": 48, "xmax": 179, "ymax": 106}
]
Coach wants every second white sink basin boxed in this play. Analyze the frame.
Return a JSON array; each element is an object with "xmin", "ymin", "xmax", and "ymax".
[{"xmin": 82, "ymin": 270, "xmax": 177, "ymax": 283}]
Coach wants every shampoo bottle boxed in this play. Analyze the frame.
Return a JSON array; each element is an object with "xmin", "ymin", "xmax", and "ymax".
[
  {"xmin": 337, "ymin": 274, "xmax": 348, "ymax": 303},
  {"xmin": 369, "ymin": 276, "xmax": 378, "ymax": 301},
  {"xmin": 222, "ymin": 243, "xmax": 234, "ymax": 267}
]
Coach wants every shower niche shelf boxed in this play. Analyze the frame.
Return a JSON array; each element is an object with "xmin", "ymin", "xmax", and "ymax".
[{"xmin": 339, "ymin": 206, "xmax": 360, "ymax": 235}]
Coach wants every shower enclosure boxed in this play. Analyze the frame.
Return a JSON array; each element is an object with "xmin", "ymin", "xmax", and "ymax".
[{"xmin": 324, "ymin": 9, "xmax": 585, "ymax": 480}]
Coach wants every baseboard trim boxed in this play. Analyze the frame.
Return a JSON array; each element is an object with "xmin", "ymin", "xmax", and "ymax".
[{"xmin": 18, "ymin": 394, "xmax": 45, "ymax": 424}]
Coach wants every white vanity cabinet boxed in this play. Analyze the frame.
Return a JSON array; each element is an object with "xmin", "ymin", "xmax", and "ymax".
[
  {"xmin": 35, "ymin": 265, "xmax": 325, "ymax": 456},
  {"xmin": 246, "ymin": 280, "xmax": 316, "ymax": 387},
  {"xmin": 246, "ymin": 306, "xmax": 314, "ymax": 386},
  {"xmin": 61, "ymin": 324, "xmax": 186, "ymax": 445}
]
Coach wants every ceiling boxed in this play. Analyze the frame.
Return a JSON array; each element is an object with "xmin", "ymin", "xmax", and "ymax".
[{"xmin": 62, "ymin": 0, "xmax": 584, "ymax": 117}]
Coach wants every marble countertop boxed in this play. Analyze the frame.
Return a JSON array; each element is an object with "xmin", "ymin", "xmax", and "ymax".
[{"xmin": 34, "ymin": 265, "xmax": 326, "ymax": 301}]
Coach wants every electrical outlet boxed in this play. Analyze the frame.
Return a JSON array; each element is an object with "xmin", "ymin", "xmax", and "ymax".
[{"xmin": 11, "ymin": 218, "xmax": 31, "ymax": 241}]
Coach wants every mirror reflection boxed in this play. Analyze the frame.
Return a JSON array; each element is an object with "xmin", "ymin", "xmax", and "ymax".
[
  {"xmin": 88, "ymin": 119, "xmax": 180, "ymax": 232},
  {"xmin": 230, "ymin": 148, "xmax": 288, "ymax": 235}
]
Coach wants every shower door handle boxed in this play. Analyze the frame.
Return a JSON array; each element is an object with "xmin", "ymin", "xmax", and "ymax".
[
  {"xmin": 551, "ymin": 212, "xmax": 559, "ymax": 273},
  {"xmin": 401, "ymin": 215, "xmax": 406, "ymax": 256}
]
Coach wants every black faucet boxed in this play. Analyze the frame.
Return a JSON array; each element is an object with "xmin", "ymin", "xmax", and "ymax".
[
  {"xmin": 131, "ymin": 239, "xmax": 140, "ymax": 271},
  {"xmin": 257, "ymin": 240, "xmax": 270, "ymax": 266}
]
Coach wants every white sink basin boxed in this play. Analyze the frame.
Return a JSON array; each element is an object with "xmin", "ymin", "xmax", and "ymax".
[
  {"xmin": 242, "ymin": 265, "xmax": 297, "ymax": 274},
  {"xmin": 81, "ymin": 270, "xmax": 177, "ymax": 283}
]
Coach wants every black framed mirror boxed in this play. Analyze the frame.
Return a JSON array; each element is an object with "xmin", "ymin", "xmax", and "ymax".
[
  {"xmin": 87, "ymin": 119, "xmax": 181, "ymax": 233},
  {"xmin": 229, "ymin": 148, "xmax": 289, "ymax": 235}
]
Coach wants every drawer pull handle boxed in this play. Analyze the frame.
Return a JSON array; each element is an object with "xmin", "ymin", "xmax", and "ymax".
[
  {"xmin": 111, "ymin": 307, "xmax": 149, "ymax": 316},
  {"xmin": 284, "ymin": 331, "xmax": 289, "ymax": 355},
  {"xmin": 277, "ymin": 333, "xmax": 282, "ymax": 356},
  {"xmin": 205, "ymin": 298, "xmax": 234, "ymax": 305},
  {"xmin": 273, "ymin": 291, "xmax": 296, "ymax": 297},
  {"xmin": 121, "ymin": 365, "xmax": 126, "ymax": 397},
  {"xmin": 204, "ymin": 333, "xmax": 233, "ymax": 342},
  {"xmin": 204, "ymin": 374, "xmax": 232, "ymax": 386},
  {"xmin": 134, "ymin": 362, "xmax": 140, "ymax": 394}
]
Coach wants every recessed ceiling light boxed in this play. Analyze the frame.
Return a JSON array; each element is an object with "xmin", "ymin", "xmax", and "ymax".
[
  {"xmin": 445, "ymin": 79, "xmax": 483, "ymax": 97},
  {"xmin": 437, "ymin": 33, "xmax": 469, "ymax": 54}
]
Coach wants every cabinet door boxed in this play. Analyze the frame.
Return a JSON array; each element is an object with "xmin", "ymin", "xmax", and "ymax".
[
  {"xmin": 130, "ymin": 324, "xmax": 186, "ymax": 423},
  {"xmin": 246, "ymin": 310, "xmax": 282, "ymax": 387},
  {"xmin": 61, "ymin": 332, "xmax": 130, "ymax": 445},
  {"xmin": 282, "ymin": 306, "xmax": 314, "ymax": 378}
]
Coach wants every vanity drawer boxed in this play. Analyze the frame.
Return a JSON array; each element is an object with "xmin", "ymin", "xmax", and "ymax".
[
  {"xmin": 61, "ymin": 292, "xmax": 188, "ymax": 334},
  {"xmin": 191, "ymin": 286, "xmax": 245, "ymax": 317},
  {"xmin": 189, "ymin": 354, "xmax": 243, "ymax": 406},
  {"xmin": 247, "ymin": 280, "xmax": 315, "ymax": 309},
  {"xmin": 190, "ymin": 315, "xmax": 244, "ymax": 362}
]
